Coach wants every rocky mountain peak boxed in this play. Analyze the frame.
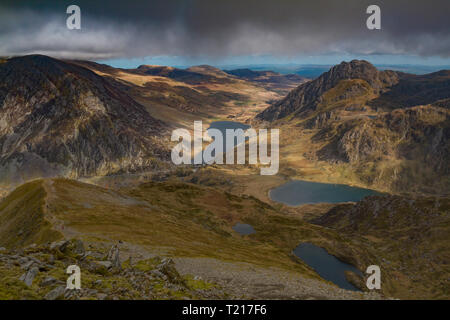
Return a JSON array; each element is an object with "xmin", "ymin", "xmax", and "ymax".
[
  {"xmin": 326, "ymin": 60, "xmax": 379, "ymax": 85},
  {"xmin": 256, "ymin": 60, "xmax": 402, "ymax": 121},
  {"xmin": 0, "ymin": 55, "xmax": 169, "ymax": 187}
]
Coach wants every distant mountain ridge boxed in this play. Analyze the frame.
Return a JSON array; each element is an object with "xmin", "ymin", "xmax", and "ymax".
[
  {"xmin": 135, "ymin": 65, "xmax": 231, "ymax": 85},
  {"xmin": 225, "ymin": 68, "xmax": 308, "ymax": 94}
]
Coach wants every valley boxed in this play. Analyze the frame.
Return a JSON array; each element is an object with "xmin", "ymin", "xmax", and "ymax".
[{"xmin": 0, "ymin": 55, "xmax": 448, "ymax": 300}]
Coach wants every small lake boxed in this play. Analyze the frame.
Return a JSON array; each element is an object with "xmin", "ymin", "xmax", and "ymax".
[
  {"xmin": 232, "ymin": 223, "xmax": 255, "ymax": 235},
  {"xmin": 293, "ymin": 243, "xmax": 363, "ymax": 291},
  {"xmin": 269, "ymin": 180, "xmax": 380, "ymax": 206},
  {"xmin": 207, "ymin": 121, "xmax": 250, "ymax": 153}
]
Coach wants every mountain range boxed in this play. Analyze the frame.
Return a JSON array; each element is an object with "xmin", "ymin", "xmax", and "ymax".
[
  {"xmin": 0, "ymin": 55, "xmax": 305, "ymax": 192},
  {"xmin": 0, "ymin": 55, "xmax": 449, "ymax": 300},
  {"xmin": 256, "ymin": 60, "xmax": 449, "ymax": 194}
]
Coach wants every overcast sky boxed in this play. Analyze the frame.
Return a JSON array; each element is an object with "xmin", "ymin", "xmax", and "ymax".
[{"xmin": 1, "ymin": 0, "xmax": 449, "ymax": 66}]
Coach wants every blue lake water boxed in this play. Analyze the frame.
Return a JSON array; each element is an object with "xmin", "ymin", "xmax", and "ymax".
[
  {"xmin": 232, "ymin": 223, "xmax": 255, "ymax": 235},
  {"xmin": 207, "ymin": 121, "xmax": 250, "ymax": 153},
  {"xmin": 269, "ymin": 180, "xmax": 380, "ymax": 206},
  {"xmin": 293, "ymin": 243, "xmax": 363, "ymax": 291}
]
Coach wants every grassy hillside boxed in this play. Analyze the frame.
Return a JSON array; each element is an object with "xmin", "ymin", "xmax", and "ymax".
[
  {"xmin": 1, "ymin": 178, "xmax": 447, "ymax": 299},
  {"xmin": 44, "ymin": 178, "xmax": 341, "ymax": 276},
  {"xmin": 314, "ymin": 195, "xmax": 450, "ymax": 299},
  {"xmin": 0, "ymin": 180, "xmax": 62, "ymax": 248}
]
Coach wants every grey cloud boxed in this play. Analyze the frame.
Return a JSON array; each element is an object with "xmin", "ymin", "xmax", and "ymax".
[{"xmin": 0, "ymin": 0, "xmax": 449, "ymax": 60}]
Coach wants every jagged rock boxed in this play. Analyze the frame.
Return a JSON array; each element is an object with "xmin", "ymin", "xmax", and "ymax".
[
  {"xmin": 44, "ymin": 286, "xmax": 65, "ymax": 300},
  {"xmin": 257, "ymin": 60, "xmax": 399, "ymax": 121},
  {"xmin": 150, "ymin": 269, "xmax": 166, "ymax": 280},
  {"xmin": 93, "ymin": 280, "xmax": 102, "ymax": 286},
  {"xmin": 72, "ymin": 240, "xmax": 85, "ymax": 256},
  {"xmin": 96, "ymin": 293, "xmax": 108, "ymax": 300},
  {"xmin": 105, "ymin": 244, "xmax": 121, "ymax": 270},
  {"xmin": 49, "ymin": 240, "xmax": 66, "ymax": 251},
  {"xmin": 64, "ymin": 289, "xmax": 76, "ymax": 300},
  {"xmin": 156, "ymin": 258, "xmax": 185, "ymax": 285},
  {"xmin": 85, "ymin": 251, "xmax": 104, "ymax": 259},
  {"xmin": 95, "ymin": 261, "xmax": 112, "ymax": 269},
  {"xmin": 19, "ymin": 266, "xmax": 39, "ymax": 287},
  {"xmin": 20, "ymin": 260, "xmax": 35, "ymax": 270},
  {"xmin": 40, "ymin": 276, "xmax": 59, "ymax": 287},
  {"xmin": 18, "ymin": 257, "xmax": 28, "ymax": 265}
]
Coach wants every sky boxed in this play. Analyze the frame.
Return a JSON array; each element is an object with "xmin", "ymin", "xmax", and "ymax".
[{"xmin": 1, "ymin": 0, "xmax": 450, "ymax": 68}]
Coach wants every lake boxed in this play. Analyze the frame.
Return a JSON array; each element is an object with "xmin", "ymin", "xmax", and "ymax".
[
  {"xmin": 232, "ymin": 223, "xmax": 255, "ymax": 235},
  {"xmin": 207, "ymin": 121, "xmax": 251, "ymax": 153},
  {"xmin": 293, "ymin": 243, "xmax": 363, "ymax": 291},
  {"xmin": 269, "ymin": 180, "xmax": 380, "ymax": 206}
]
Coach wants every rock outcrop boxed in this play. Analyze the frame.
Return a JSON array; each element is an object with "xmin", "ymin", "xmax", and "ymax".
[
  {"xmin": 256, "ymin": 60, "xmax": 450, "ymax": 194},
  {"xmin": 0, "ymin": 239, "xmax": 225, "ymax": 300},
  {"xmin": 257, "ymin": 60, "xmax": 450, "ymax": 122},
  {"xmin": 314, "ymin": 105, "xmax": 450, "ymax": 193},
  {"xmin": 256, "ymin": 60, "xmax": 399, "ymax": 121},
  {"xmin": 0, "ymin": 55, "xmax": 170, "ymax": 186}
]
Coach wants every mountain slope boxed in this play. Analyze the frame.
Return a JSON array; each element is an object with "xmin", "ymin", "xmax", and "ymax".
[
  {"xmin": 0, "ymin": 178, "xmax": 383, "ymax": 299},
  {"xmin": 313, "ymin": 194, "xmax": 450, "ymax": 299},
  {"xmin": 0, "ymin": 180, "xmax": 62, "ymax": 248},
  {"xmin": 257, "ymin": 60, "xmax": 450, "ymax": 122},
  {"xmin": 0, "ymin": 55, "xmax": 170, "ymax": 188},
  {"xmin": 255, "ymin": 60, "xmax": 450, "ymax": 194},
  {"xmin": 313, "ymin": 105, "xmax": 450, "ymax": 193},
  {"xmin": 71, "ymin": 60, "xmax": 281, "ymax": 125},
  {"xmin": 256, "ymin": 60, "xmax": 399, "ymax": 121},
  {"xmin": 369, "ymin": 70, "xmax": 450, "ymax": 110}
]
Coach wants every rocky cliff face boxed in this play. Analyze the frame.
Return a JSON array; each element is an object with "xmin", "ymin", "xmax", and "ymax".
[
  {"xmin": 256, "ymin": 60, "xmax": 399, "ymax": 121},
  {"xmin": 256, "ymin": 60, "xmax": 450, "ymax": 194},
  {"xmin": 314, "ymin": 106, "xmax": 450, "ymax": 193},
  {"xmin": 0, "ymin": 55, "xmax": 169, "ymax": 186},
  {"xmin": 369, "ymin": 70, "xmax": 450, "ymax": 110},
  {"xmin": 257, "ymin": 60, "xmax": 450, "ymax": 122}
]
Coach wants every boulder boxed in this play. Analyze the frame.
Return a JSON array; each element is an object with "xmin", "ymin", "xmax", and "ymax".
[
  {"xmin": 44, "ymin": 286, "xmax": 65, "ymax": 300},
  {"xmin": 106, "ymin": 244, "xmax": 121, "ymax": 270},
  {"xmin": 96, "ymin": 261, "xmax": 112, "ymax": 269},
  {"xmin": 19, "ymin": 266, "xmax": 39, "ymax": 287},
  {"xmin": 40, "ymin": 276, "xmax": 60, "ymax": 287},
  {"xmin": 156, "ymin": 258, "xmax": 185, "ymax": 285}
]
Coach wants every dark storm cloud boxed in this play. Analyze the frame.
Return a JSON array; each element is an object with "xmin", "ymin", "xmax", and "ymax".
[{"xmin": 0, "ymin": 0, "xmax": 449, "ymax": 59}]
